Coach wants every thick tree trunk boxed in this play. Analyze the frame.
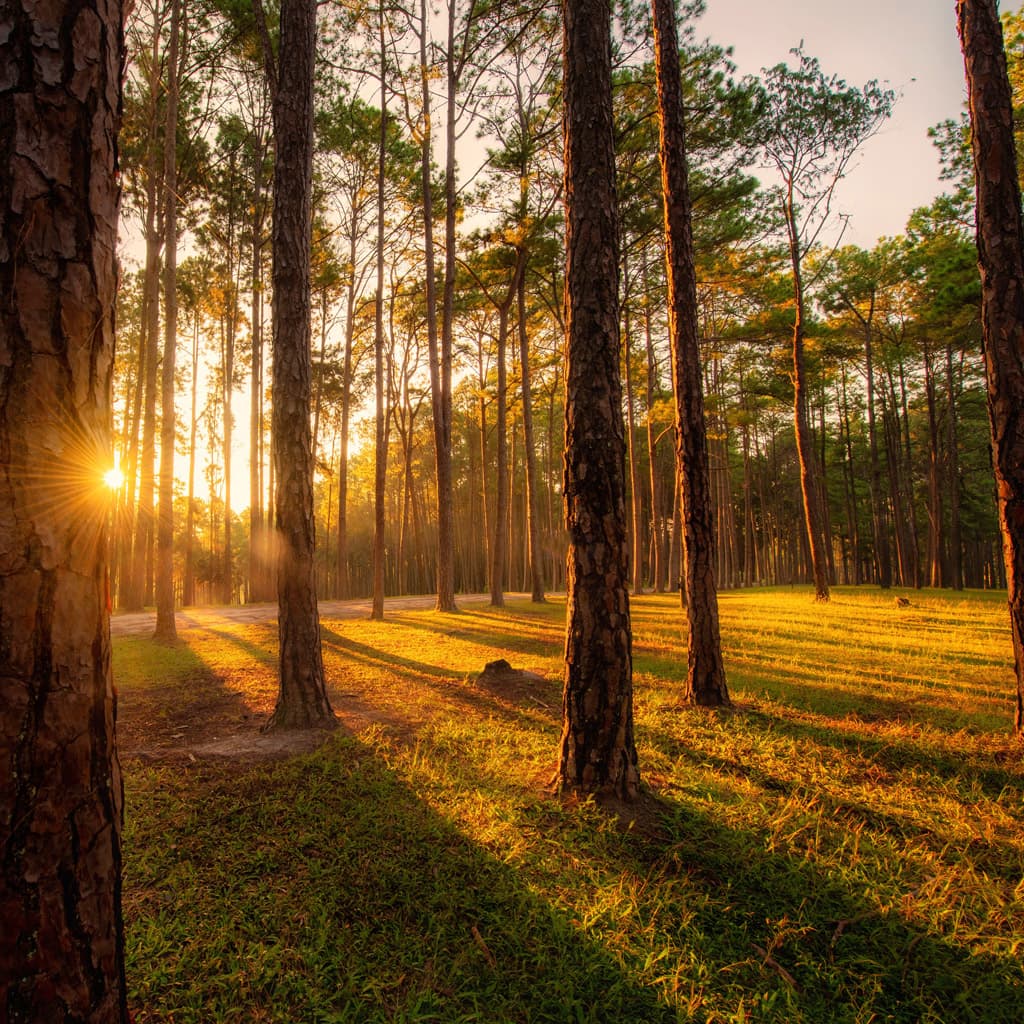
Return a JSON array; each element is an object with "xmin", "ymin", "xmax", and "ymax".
[
  {"xmin": 558, "ymin": 0, "xmax": 639, "ymax": 800},
  {"xmin": 652, "ymin": 0, "xmax": 730, "ymax": 705},
  {"xmin": 265, "ymin": 0, "xmax": 336, "ymax": 731},
  {"xmin": 958, "ymin": 0, "xmax": 1024, "ymax": 734},
  {"xmin": 155, "ymin": 0, "xmax": 181, "ymax": 642},
  {"xmin": 0, "ymin": 1, "xmax": 128, "ymax": 1017}
]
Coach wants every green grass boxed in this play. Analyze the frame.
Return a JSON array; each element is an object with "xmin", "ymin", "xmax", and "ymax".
[{"xmin": 119, "ymin": 587, "xmax": 1024, "ymax": 1023}]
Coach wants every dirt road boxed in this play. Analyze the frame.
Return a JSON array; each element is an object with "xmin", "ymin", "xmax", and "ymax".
[{"xmin": 110, "ymin": 593, "xmax": 527, "ymax": 637}]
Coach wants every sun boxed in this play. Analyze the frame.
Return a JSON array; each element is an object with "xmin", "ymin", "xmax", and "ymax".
[{"xmin": 104, "ymin": 453, "xmax": 124, "ymax": 491}]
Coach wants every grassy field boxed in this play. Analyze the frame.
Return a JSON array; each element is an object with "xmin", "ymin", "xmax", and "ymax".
[{"xmin": 115, "ymin": 587, "xmax": 1024, "ymax": 1023}]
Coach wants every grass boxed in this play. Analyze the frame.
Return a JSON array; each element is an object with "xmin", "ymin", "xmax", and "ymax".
[{"xmin": 117, "ymin": 587, "xmax": 1024, "ymax": 1023}]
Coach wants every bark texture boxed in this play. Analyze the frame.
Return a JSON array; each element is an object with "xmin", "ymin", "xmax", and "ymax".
[
  {"xmin": 0, "ymin": 1, "xmax": 128, "ymax": 1018},
  {"xmin": 651, "ymin": 0, "xmax": 730, "ymax": 706},
  {"xmin": 266, "ymin": 0, "xmax": 336, "ymax": 730},
  {"xmin": 958, "ymin": 0, "xmax": 1024, "ymax": 734},
  {"xmin": 558, "ymin": 0, "xmax": 639, "ymax": 800}
]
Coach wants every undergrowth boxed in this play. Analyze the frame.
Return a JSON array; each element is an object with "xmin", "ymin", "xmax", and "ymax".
[{"xmin": 119, "ymin": 587, "xmax": 1024, "ymax": 1023}]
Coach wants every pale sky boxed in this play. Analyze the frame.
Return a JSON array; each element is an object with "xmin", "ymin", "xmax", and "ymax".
[{"xmin": 696, "ymin": 0, "xmax": 975, "ymax": 246}]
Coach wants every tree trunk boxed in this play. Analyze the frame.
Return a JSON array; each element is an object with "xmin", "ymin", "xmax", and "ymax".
[
  {"xmin": 558, "ymin": 0, "xmax": 639, "ymax": 800},
  {"xmin": 265, "ymin": 0, "xmax": 336, "ymax": 731},
  {"xmin": 490, "ymin": 291, "xmax": 513, "ymax": 608},
  {"xmin": 622, "ymin": 254, "xmax": 644, "ymax": 593},
  {"xmin": 420, "ymin": 0, "xmax": 457, "ymax": 612},
  {"xmin": 864, "ymin": 315, "xmax": 891, "ymax": 587},
  {"xmin": 128, "ymin": 7, "xmax": 164, "ymax": 612},
  {"xmin": 946, "ymin": 342, "xmax": 964, "ymax": 590},
  {"xmin": 371, "ymin": 29, "xmax": 387, "ymax": 621},
  {"xmin": 184, "ymin": 314, "xmax": 200, "ymax": 607},
  {"xmin": 642, "ymin": 249, "xmax": 668, "ymax": 593},
  {"xmin": 0, "ymin": 0, "xmax": 129, "ymax": 1015},
  {"xmin": 958, "ymin": 0, "xmax": 1024, "ymax": 733},
  {"xmin": 249, "ymin": 123, "xmax": 270, "ymax": 604},
  {"xmin": 155, "ymin": 0, "xmax": 181, "ymax": 642},
  {"xmin": 652, "ymin": 0, "xmax": 730, "ymax": 705},
  {"xmin": 518, "ymin": 234, "xmax": 546, "ymax": 602}
]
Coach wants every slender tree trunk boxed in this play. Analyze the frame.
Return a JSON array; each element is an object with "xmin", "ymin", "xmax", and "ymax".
[
  {"xmin": 155, "ymin": 0, "xmax": 181, "ymax": 642},
  {"xmin": 128, "ymin": 10, "xmax": 164, "ymax": 612},
  {"xmin": 264, "ymin": 0, "xmax": 336, "ymax": 731},
  {"xmin": 864, "ymin": 316, "xmax": 891, "ymax": 587},
  {"xmin": 490, "ymin": 294, "xmax": 513, "ymax": 608},
  {"xmin": 642, "ymin": 250, "xmax": 667, "ymax": 593},
  {"xmin": 652, "ymin": 0, "xmax": 729, "ymax": 705},
  {"xmin": 958, "ymin": 0, "xmax": 1024, "ymax": 733},
  {"xmin": 421, "ymin": 0, "xmax": 457, "ymax": 612},
  {"xmin": 0, "ymin": 0, "xmax": 128, "ymax": 1014},
  {"xmin": 783, "ymin": 191, "xmax": 830, "ymax": 600},
  {"xmin": 371, "ymin": 47, "xmax": 387, "ymax": 620},
  {"xmin": 518, "ymin": 243, "xmax": 546, "ymax": 602},
  {"xmin": 184, "ymin": 315, "xmax": 200, "ymax": 607},
  {"xmin": 622, "ymin": 253, "xmax": 644, "ymax": 593},
  {"xmin": 558, "ymin": 0, "xmax": 639, "ymax": 800},
  {"xmin": 249, "ymin": 122, "xmax": 269, "ymax": 604},
  {"xmin": 946, "ymin": 342, "xmax": 964, "ymax": 590}
]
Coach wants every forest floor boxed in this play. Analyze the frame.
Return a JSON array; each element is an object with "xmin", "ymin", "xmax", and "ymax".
[
  {"xmin": 112, "ymin": 592, "xmax": 527, "ymax": 762},
  {"xmin": 114, "ymin": 587, "xmax": 1024, "ymax": 1024}
]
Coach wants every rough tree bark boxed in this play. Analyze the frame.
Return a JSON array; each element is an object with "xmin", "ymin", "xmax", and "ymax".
[
  {"xmin": 957, "ymin": 0, "xmax": 1024, "ymax": 734},
  {"xmin": 0, "ymin": 1, "xmax": 129, "ymax": 1017},
  {"xmin": 558, "ymin": 0, "xmax": 640, "ymax": 800},
  {"xmin": 652, "ymin": 0, "xmax": 730, "ymax": 706},
  {"xmin": 264, "ymin": 0, "xmax": 336, "ymax": 730}
]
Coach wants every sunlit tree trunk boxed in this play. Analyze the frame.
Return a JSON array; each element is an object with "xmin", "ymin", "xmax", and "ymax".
[
  {"xmin": 622, "ymin": 254, "xmax": 644, "ymax": 593},
  {"xmin": 652, "ymin": 0, "xmax": 730, "ymax": 705},
  {"xmin": 371, "ymin": 46, "xmax": 387, "ymax": 621},
  {"xmin": 264, "ymin": 0, "xmax": 336, "ymax": 730},
  {"xmin": 184, "ymin": 314, "xmax": 200, "ymax": 607},
  {"xmin": 958, "ymin": 0, "xmax": 1024, "ymax": 733},
  {"xmin": 128, "ymin": 3, "xmax": 164, "ymax": 612},
  {"xmin": 0, "ymin": 0, "xmax": 129, "ymax": 1015},
  {"xmin": 518, "ymin": 270, "xmax": 547, "ymax": 602},
  {"xmin": 418, "ymin": 0, "xmax": 457, "ymax": 612},
  {"xmin": 558, "ymin": 0, "xmax": 639, "ymax": 800},
  {"xmin": 155, "ymin": 0, "xmax": 181, "ymax": 642}
]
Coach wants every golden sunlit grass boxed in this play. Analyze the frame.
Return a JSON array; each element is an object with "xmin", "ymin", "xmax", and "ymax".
[{"xmin": 117, "ymin": 588, "xmax": 1024, "ymax": 1023}]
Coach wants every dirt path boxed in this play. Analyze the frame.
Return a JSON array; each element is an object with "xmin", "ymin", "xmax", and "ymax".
[
  {"xmin": 111, "ymin": 592, "xmax": 525, "ymax": 637},
  {"xmin": 113, "ymin": 592, "xmax": 542, "ymax": 765}
]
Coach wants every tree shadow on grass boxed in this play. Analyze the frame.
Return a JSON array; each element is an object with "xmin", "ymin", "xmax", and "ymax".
[
  {"xmin": 382, "ymin": 609, "xmax": 560, "ymax": 663},
  {"xmin": 318, "ymin": 626, "xmax": 560, "ymax": 740},
  {"xmin": 604, "ymin": 789, "xmax": 1024, "ymax": 1024},
  {"xmin": 124, "ymin": 733, "xmax": 680, "ymax": 1024}
]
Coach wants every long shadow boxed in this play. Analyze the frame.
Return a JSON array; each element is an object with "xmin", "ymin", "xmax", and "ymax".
[
  {"xmin": 383, "ymin": 610, "xmax": 560, "ymax": 662},
  {"xmin": 123, "ymin": 726, "xmax": 1024, "ymax": 1024},
  {"xmin": 604, "ymin": 791, "xmax": 1024, "ymax": 1023},
  {"xmin": 735, "ymin": 704, "xmax": 1024, "ymax": 802},
  {"xmin": 124, "ymin": 733, "xmax": 680, "ymax": 1024},
  {"xmin": 318, "ymin": 626, "xmax": 560, "ymax": 739},
  {"xmin": 638, "ymin": 717, "xmax": 1024, "ymax": 889}
]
